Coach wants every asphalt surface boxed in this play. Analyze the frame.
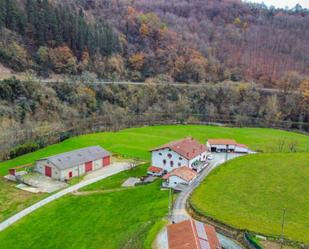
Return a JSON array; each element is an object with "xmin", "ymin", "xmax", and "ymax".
[
  {"xmin": 170, "ymin": 153, "xmax": 244, "ymax": 249},
  {"xmin": 170, "ymin": 153, "xmax": 241, "ymax": 223}
]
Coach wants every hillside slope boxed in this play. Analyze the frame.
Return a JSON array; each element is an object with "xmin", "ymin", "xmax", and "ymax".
[{"xmin": 0, "ymin": 0, "xmax": 308, "ymax": 86}]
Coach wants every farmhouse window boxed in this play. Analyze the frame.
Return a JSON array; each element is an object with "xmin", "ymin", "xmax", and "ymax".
[
  {"xmin": 168, "ymin": 153, "xmax": 172, "ymax": 158},
  {"xmin": 178, "ymin": 162, "xmax": 181, "ymax": 166},
  {"xmin": 163, "ymin": 159, "xmax": 166, "ymax": 164},
  {"xmin": 159, "ymin": 152, "xmax": 162, "ymax": 156},
  {"xmin": 179, "ymin": 157, "xmax": 182, "ymax": 160},
  {"xmin": 170, "ymin": 161, "xmax": 174, "ymax": 167}
]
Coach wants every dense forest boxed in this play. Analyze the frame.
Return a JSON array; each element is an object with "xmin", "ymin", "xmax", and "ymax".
[
  {"xmin": 0, "ymin": 0, "xmax": 309, "ymax": 158},
  {"xmin": 0, "ymin": 77, "xmax": 308, "ymax": 159},
  {"xmin": 0, "ymin": 0, "xmax": 308, "ymax": 86}
]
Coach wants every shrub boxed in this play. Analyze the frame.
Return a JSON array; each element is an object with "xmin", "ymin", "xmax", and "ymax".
[{"xmin": 9, "ymin": 142, "xmax": 40, "ymax": 159}]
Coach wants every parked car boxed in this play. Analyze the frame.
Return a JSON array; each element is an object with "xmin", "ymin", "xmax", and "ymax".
[{"xmin": 207, "ymin": 154, "xmax": 214, "ymax": 160}]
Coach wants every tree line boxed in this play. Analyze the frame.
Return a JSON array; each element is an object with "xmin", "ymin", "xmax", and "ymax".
[{"xmin": 0, "ymin": 77, "xmax": 308, "ymax": 159}]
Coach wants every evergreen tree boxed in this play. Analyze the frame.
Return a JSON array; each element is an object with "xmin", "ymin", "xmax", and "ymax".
[{"xmin": 0, "ymin": 0, "xmax": 5, "ymax": 28}]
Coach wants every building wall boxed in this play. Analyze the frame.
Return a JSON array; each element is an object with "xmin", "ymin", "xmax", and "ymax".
[
  {"xmin": 167, "ymin": 175, "xmax": 188, "ymax": 188},
  {"xmin": 188, "ymin": 151, "xmax": 207, "ymax": 168},
  {"xmin": 93, "ymin": 158, "xmax": 103, "ymax": 170},
  {"xmin": 60, "ymin": 164, "xmax": 85, "ymax": 180},
  {"xmin": 35, "ymin": 160, "xmax": 61, "ymax": 180},
  {"xmin": 235, "ymin": 146, "xmax": 248, "ymax": 153},
  {"xmin": 207, "ymin": 143, "xmax": 236, "ymax": 151},
  {"xmin": 36, "ymin": 157, "xmax": 106, "ymax": 181},
  {"xmin": 151, "ymin": 148, "xmax": 189, "ymax": 172}
]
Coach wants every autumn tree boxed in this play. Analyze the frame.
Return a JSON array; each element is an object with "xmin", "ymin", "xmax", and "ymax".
[{"xmin": 49, "ymin": 45, "xmax": 77, "ymax": 74}]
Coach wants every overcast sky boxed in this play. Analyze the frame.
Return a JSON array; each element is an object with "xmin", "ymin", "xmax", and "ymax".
[{"xmin": 246, "ymin": 0, "xmax": 309, "ymax": 8}]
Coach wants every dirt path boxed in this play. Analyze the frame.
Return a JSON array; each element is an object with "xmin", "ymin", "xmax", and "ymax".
[{"xmin": 72, "ymin": 187, "xmax": 134, "ymax": 196}]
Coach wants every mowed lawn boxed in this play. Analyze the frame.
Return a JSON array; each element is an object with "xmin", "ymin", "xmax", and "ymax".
[
  {"xmin": 1, "ymin": 125, "xmax": 308, "ymax": 176},
  {"xmin": 0, "ymin": 178, "xmax": 47, "ymax": 222},
  {"xmin": 0, "ymin": 125, "xmax": 308, "ymax": 247},
  {"xmin": 0, "ymin": 164, "xmax": 168, "ymax": 249},
  {"xmin": 191, "ymin": 153, "xmax": 309, "ymax": 243}
]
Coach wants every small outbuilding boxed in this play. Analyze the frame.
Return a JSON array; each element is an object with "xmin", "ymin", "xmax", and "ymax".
[
  {"xmin": 167, "ymin": 219, "xmax": 222, "ymax": 249},
  {"xmin": 207, "ymin": 139, "xmax": 249, "ymax": 153},
  {"xmin": 35, "ymin": 146, "xmax": 111, "ymax": 181},
  {"xmin": 234, "ymin": 143, "xmax": 249, "ymax": 153},
  {"xmin": 162, "ymin": 166, "xmax": 197, "ymax": 189},
  {"xmin": 147, "ymin": 166, "xmax": 165, "ymax": 176}
]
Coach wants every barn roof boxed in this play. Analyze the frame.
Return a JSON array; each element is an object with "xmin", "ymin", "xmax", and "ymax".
[
  {"xmin": 150, "ymin": 137, "xmax": 206, "ymax": 160},
  {"xmin": 167, "ymin": 219, "xmax": 222, "ymax": 249},
  {"xmin": 207, "ymin": 139, "xmax": 237, "ymax": 145},
  {"xmin": 38, "ymin": 146, "xmax": 111, "ymax": 170},
  {"xmin": 162, "ymin": 166, "xmax": 197, "ymax": 182}
]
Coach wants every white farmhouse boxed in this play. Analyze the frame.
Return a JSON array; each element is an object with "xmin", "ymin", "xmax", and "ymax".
[
  {"xmin": 206, "ymin": 139, "xmax": 249, "ymax": 153},
  {"xmin": 162, "ymin": 166, "xmax": 197, "ymax": 188},
  {"xmin": 35, "ymin": 146, "xmax": 111, "ymax": 181},
  {"xmin": 149, "ymin": 137, "xmax": 207, "ymax": 174}
]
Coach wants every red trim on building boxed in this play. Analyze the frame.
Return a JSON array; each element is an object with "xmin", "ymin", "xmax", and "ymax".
[
  {"xmin": 102, "ymin": 156, "xmax": 110, "ymax": 166},
  {"xmin": 45, "ymin": 166, "xmax": 52, "ymax": 177},
  {"xmin": 85, "ymin": 161, "xmax": 93, "ymax": 172}
]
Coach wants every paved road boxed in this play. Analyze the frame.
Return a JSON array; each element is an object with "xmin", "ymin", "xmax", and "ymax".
[
  {"xmin": 170, "ymin": 153, "xmax": 244, "ymax": 249},
  {"xmin": 0, "ymin": 162, "xmax": 131, "ymax": 232},
  {"xmin": 170, "ymin": 153, "xmax": 241, "ymax": 222},
  {"xmin": 39, "ymin": 79, "xmax": 292, "ymax": 94}
]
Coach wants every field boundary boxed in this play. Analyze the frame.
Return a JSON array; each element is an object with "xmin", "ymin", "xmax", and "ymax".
[
  {"xmin": 0, "ymin": 163, "xmax": 131, "ymax": 232},
  {"xmin": 187, "ymin": 198, "xmax": 309, "ymax": 249}
]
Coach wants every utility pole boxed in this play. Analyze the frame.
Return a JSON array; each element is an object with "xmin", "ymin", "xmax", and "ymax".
[
  {"xmin": 168, "ymin": 188, "xmax": 172, "ymax": 219},
  {"xmin": 280, "ymin": 208, "xmax": 286, "ymax": 249}
]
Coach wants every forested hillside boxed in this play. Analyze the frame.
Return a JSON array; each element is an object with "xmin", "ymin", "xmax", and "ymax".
[
  {"xmin": 1, "ymin": 0, "xmax": 309, "ymax": 158},
  {"xmin": 0, "ymin": 0, "xmax": 308, "ymax": 86}
]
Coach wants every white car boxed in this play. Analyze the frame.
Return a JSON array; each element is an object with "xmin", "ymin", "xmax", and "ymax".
[{"xmin": 207, "ymin": 154, "xmax": 214, "ymax": 160}]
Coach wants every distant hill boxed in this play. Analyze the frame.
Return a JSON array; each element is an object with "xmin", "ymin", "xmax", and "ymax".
[{"xmin": 0, "ymin": 0, "xmax": 308, "ymax": 86}]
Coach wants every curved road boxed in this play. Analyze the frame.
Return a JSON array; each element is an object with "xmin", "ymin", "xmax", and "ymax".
[
  {"xmin": 170, "ymin": 153, "xmax": 244, "ymax": 249},
  {"xmin": 0, "ymin": 162, "xmax": 131, "ymax": 232}
]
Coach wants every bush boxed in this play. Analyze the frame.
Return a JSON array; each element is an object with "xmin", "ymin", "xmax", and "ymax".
[{"xmin": 9, "ymin": 142, "xmax": 40, "ymax": 159}]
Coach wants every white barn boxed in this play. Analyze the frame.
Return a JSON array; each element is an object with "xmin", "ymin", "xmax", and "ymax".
[
  {"xmin": 35, "ymin": 146, "xmax": 111, "ymax": 181},
  {"xmin": 162, "ymin": 166, "xmax": 197, "ymax": 188},
  {"xmin": 149, "ymin": 137, "xmax": 207, "ymax": 174},
  {"xmin": 207, "ymin": 139, "xmax": 249, "ymax": 153}
]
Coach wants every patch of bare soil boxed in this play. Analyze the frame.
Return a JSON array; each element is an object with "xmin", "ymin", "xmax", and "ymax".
[
  {"xmin": 72, "ymin": 187, "xmax": 133, "ymax": 196},
  {"xmin": 260, "ymin": 240, "xmax": 295, "ymax": 249}
]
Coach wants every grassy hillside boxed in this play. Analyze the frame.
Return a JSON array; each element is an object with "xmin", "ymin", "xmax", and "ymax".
[
  {"xmin": 1, "ymin": 125, "xmax": 308, "ymax": 176},
  {"xmin": 191, "ymin": 153, "xmax": 309, "ymax": 243},
  {"xmin": 0, "ymin": 164, "xmax": 168, "ymax": 249},
  {"xmin": 0, "ymin": 125, "xmax": 308, "ymax": 247}
]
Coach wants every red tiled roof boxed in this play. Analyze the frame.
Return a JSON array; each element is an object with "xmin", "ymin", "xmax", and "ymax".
[
  {"xmin": 167, "ymin": 219, "xmax": 222, "ymax": 249},
  {"xmin": 151, "ymin": 137, "xmax": 206, "ymax": 160},
  {"xmin": 236, "ymin": 143, "xmax": 248, "ymax": 148},
  {"xmin": 207, "ymin": 139, "xmax": 237, "ymax": 145},
  {"xmin": 167, "ymin": 220, "xmax": 199, "ymax": 249},
  {"xmin": 204, "ymin": 224, "xmax": 222, "ymax": 249},
  {"xmin": 162, "ymin": 166, "xmax": 197, "ymax": 182},
  {"xmin": 147, "ymin": 166, "xmax": 163, "ymax": 173}
]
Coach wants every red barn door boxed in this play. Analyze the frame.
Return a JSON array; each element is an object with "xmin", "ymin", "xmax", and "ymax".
[
  {"xmin": 45, "ymin": 166, "xmax": 52, "ymax": 177},
  {"xmin": 85, "ymin": 161, "xmax": 93, "ymax": 172},
  {"xmin": 103, "ymin": 156, "xmax": 110, "ymax": 166}
]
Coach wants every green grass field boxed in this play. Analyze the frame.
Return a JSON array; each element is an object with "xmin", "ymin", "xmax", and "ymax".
[
  {"xmin": 0, "ymin": 164, "xmax": 168, "ymax": 249},
  {"xmin": 0, "ymin": 125, "xmax": 308, "ymax": 247},
  {"xmin": 191, "ymin": 153, "xmax": 309, "ymax": 243},
  {"xmin": 1, "ymin": 125, "xmax": 308, "ymax": 176}
]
